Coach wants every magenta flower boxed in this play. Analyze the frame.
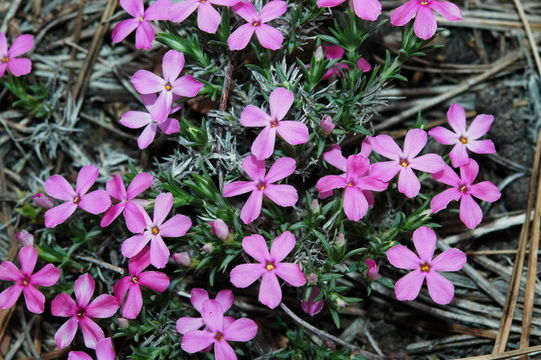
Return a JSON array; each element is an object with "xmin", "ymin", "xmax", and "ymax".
[
  {"xmin": 111, "ymin": 0, "xmax": 169, "ymax": 49},
  {"xmin": 210, "ymin": 219, "xmax": 230, "ymax": 241},
  {"xmin": 227, "ymin": 1, "xmax": 287, "ymax": 51},
  {"xmin": 320, "ymin": 115, "xmax": 335, "ymax": 135},
  {"xmin": 51, "ymin": 274, "xmax": 119, "ymax": 349},
  {"xmin": 429, "ymin": 103, "xmax": 496, "ymax": 168},
  {"xmin": 356, "ymin": 58, "xmax": 372, "ymax": 72},
  {"xmin": 181, "ymin": 300, "xmax": 258, "ymax": 360},
  {"xmin": 321, "ymin": 45, "xmax": 349, "ymax": 80},
  {"xmin": 222, "ymin": 156, "xmax": 298, "ymax": 224},
  {"xmin": 300, "ymin": 287, "xmax": 324, "ymax": 316},
  {"xmin": 230, "ymin": 232, "xmax": 306, "ymax": 309},
  {"xmin": 32, "ymin": 192, "xmax": 54, "ymax": 209},
  {"xmin": 169, "ymin": 0, "xmax": 239, "ymax": 33},
  {"xmin": 121, "ymin": 192, "xmax": 192, "ymax": 268},
  {"xmin": 114, "ymin": 247, "xmax": 170, "ymax": 319},
  {"xmin": 0, "ymin": 32, "xmax": 34, "ymax": 78},
  {"xmin": 431, "ymin": 160, "xmax": 501, "ymax": 229},
  {"xmin": 317, "ymin": 0, "xmax": 381, "ymax": 21},
  {"xmin": 176, "ymin": 288, "xmax": 234, "ymax": 334},
  {"xmin": 100, "ymin": 173, "xmax": 152, "ymax": 232},
  {"xmin": 68, "ymin": 337, "xmax": 115, "ymax": 360},
  {"xmin": 365, "ymin": 258, "xmax": 381, "ymax": 281},
  {"xmin": 131, "ymin": 50, "xmax": 203, "ymax": 123},
  {"xmin": 371, "ymin": 129, "xmax": 445, "ymax": 198},
  {"xmin": 240, "ymin": 87, "xmax": 308, "ymax": 160},
  {"xmin": 0, "ymin": 246, "xmax": 60, "ymax": 314},
  {"xmin": 14, "ymin": 230, "xmax": 34, "ymax": 246},
  {"xmin": 386, "ymin": 226, "xmax": 466, "ymax": 304},
  {"xmin": 316, "ymin": 146, "xmax": 387, "ymax": 221},
  {"xmin": 390, "ymin": 0, "xmax": 462, "ymax": 40},
  {"xmin": 44, "ymin": 165, "xmax": 111, "ymax": 228}
]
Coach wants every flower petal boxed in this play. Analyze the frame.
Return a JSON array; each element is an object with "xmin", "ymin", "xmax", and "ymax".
[
  {"xmin": 120, "ymin": 0, "xmax": 144, "ymax": 17},
  {"xmin": 260, "ymin": 0, "xmax": 287, "ymax": 22},
  {"xmin": 169, "ymin": 0, "xmax": 200, "ymax": 22},
  {"xmin": 74, "ymin": 273, "xmax": 95, "ymax": 308},
  {"xmin": 111, "ymin": 19, "xmax": 139, "ymax": 43},
  {"xmin": 120, "ymin": 285, "xmax": 142, "ymax": 319},
  {"xmin": 394, "ymin": 270, "xmax": 425, "ymax": 301},
  {"xmin": 75, "ymin": 165, "xmax": 99, "ymax": 195},
  {"xmin": 447, "ymin": 103, "xmax": 467, "ymax": 134},
  {"xmin": 215, "ymin": 290, "xmax": 234, "ymax": 312},
  {"xmin": 138, "ymin": 271, "xmax": 170, "ymax": 292},
  {"xmin": 150, "ymin": 235, "xmax": 170, "ymax": 268},
  {"xmin": 95, "ymin": 338, "xmax": 115, "ymax": 360},
  {"xmin": 55, "ymin": 317, "xmax": 79, "ymax": 349},
  {"xmin": 317, "ymin": 0, "xmax": 346, "ymax": 7},
  {"xmin": 409, "ymin": 153, "xmax": 444, "ymax": 173},
  {"xmin": 44, "ymin": 202, "xmax": 78, "ymax": 228},
  {"xmin": 459, "ymin": 159, "xmax": 479, "ymax": 185},
  {"xmin": 181, "ymin": 330, "xmax": 215, "ymax": 353},
  {"xmin": 18, "ymin": 245, "xmax": 37, "ymax": 275},
  {"xmin": 8, "ymin": 34, "xmax": 34, "ymax": 58},
  {"xmin": 430, "ymin": 188, "xmax": 461, "ymax": 213},
  {"xmin": 431, "ymin": 249, "xmax": 467, "ymax": 272},
  {"xmin": 459, "ymin": 194, "xmax": 482, "ymax": 229},
  {"xmin": 80, "ymin": 317, "xmax": 105, "ymax": 349},
  {"xmin": 113, "ymin": 277, "xmax": 131, "ymax": 306},
  {"xmin": 131, "ymin": 70, "xmax": 164, "ymax": 94},
  {"xmin": 240, "ymin": 105, "xmax": 271, "ymax": 127},
  {"xmin": 0, "ymin": 285, "xmax": 23, "ymax": 310},
  {"xmin": 432, "ymin": 164, "xmax": 460, "ymax": 187},
  {"xmin": 23, "ymin": 285, "xmax": 45, "ymax": 314},
  {"xmin": 7, "ymin": 58, "xmax": 31, "ymax": 76},
  {"xmin": 467, "ymin": 139, "xmax": 496, "ymax": 155},
  {"xmin": 372, "ymin": 134, "xmax": 402, "ymax": 160},
  {"xmin": 227, "ymin": 23, "xmax": 255, "ymax": 50},
  {"xmin": 259, "ymin": 271, "xmax": 282, "ymax": 309},
  {"xmin": 403, "ymin": 129, "xmax": 427, "ymax": 159},
  {"xmin": 87, "ymin": 294, "xmax": 119, "ymax": 318},
  {"xmin": 45, "ymin": 175, "xmax": 76, "ymax": 200},
  {"xmin": 269, "ymin": 87, "xmax": 294, "ymax": 121},
  {"xmin": 224, "ymin": 318, "xmax": 258, "ymax": 341},
  {"xmin": 356, "ymin": 176, "xmax": 388, "ymax": 192},
  {"xmin": 159, "ymin": 214, "xmax": 192, "ymax": 237},
  {"xmin": 429, "ymin": 0, "xmax": 462, "ymax": 21},
  {"xmin": 223, "ymin": 181, "xmax": 256, "ymax": 197},
  {"xmin": 135, "ymin": 21, "xmax": 154, "ymax": 50},
  {"xmin": 352, "ymin": 0, "xmax": 381, "ymax": 21},
  {"xmin": 172, "ymin": 75, "xmax": 203, "ymax": 97},
  {"xmin": 449, "ymin": 143, "xmax": 469, "ymax": 168},
  {"xmin": 251, "ymin": 126, "xmax": 276, "ymax": 160},
  {"xmin": 100, "ymin": 203, "xmax": 125, "ymax": 228},
  {"xmin": 264, "ymin": 184, "xmax": 298, "ymax": 207},
  {"xmin": 124, "ymin": 202, "xmax": 148, "ymax": 233},
  {"xmin": 242, "ymin": 234, "xmax": 270, "ymax": 263},
  {"xmin": 242, "ymin": 155, "xmax": 266, "ymax": 180},
  {"xmin": 176, "ymin": 317, "xmax": 205, "ymax": 334},
  {"xmin": 0, "ymin": 261, "xmax": 23, "ymax": 282},
  {"xmin": 190, "ymin": 288, "xmax": 209, "ymax": 313},
  {"xmin": 240, "ymin": 189, "xmax": 264, "ymax": 224},
  {"xmin": 370, "ymin": 160, "xmax": 400, "ymax": 182},
  {"xmin": 390, "ymin": 0, "xmax": 418, "ymax": 26},
  {"xmin": 413, "ymin": 5, "xmax": 437, "ymax": 40},
  {"xmin": 412, "ymin": 226, "xmax": 437, "ymax": 263},
  {"xmin": 255, "ymin": 24, "xmax": 283, "ymax": 50},
  {"xmin": 153, "ymin": 192, "xmax": 173, "ymax": 226},
  {"xmin": 323, "ymin": 145, "xmax": 347, "ymax": 171},
  {"xmin": 276, "ymin": 121, "xmax": 309, "ymax": 145},
  {"xmin": 466, "ymin": 114, "xmax": 494, "ymax": 139},
  {"xmin": 158, "ymin": 117, "xmax": 180, "ymax": 135},
  {"xmin": 232, "ymin": 1, "xmax": 257, "ymax": 22},
  {"xmin": 426, "ymin": 271, "xmax": 455, "ymax": 305},
  {"xmin": 163, "ymin": 50, "xmax": 184, "ymax": 83},
  {"xmin": 51, "ymin": 293, "xmax": 77, "ymax": 317},
  {"xmin": 343, "ymin": 186, "xmax": 368, "ymax": 221},
  {"xmin": 269, "ymin": 231, "xmax": 295, "ymax": 263},
  {"xmin": 428, "ymin": 126, "xmax": 458, "ymax": 145},
  {"xmin": 68, "ymin": 351, "xmax": 92, "ymax": 360},
  {"xmin": 106, "ymin": 174, "xmax": 127, "ymax": 201},
  {"xmin": 79, "ymin": 190, "xmax": 111, "ymax": 215},
  {"xmin": 230, "ymin": 263, "xmax": 265, "ymax": 288},
  {"xmin": 120, "ymin": 110, "xmax": 151, "ymax": 129},
  {"xmin": 275, "ymin": 263, "xmax": 306, "ymax": 286},
  {"xmin": 469, "ymin": 181, "xmax": 501, "ymax": 202},
  {"xmin": 316, "ymin": 175, "xmax": 347, "ymax": 193},
  {"xmin": 201, "ymin": 299, "xmax": 224, "ymax": 332},
  {"xmin": 265, "ymin": 157, "xmax": 296, "ymax": 183},
  {"xmin": 197, "ymin": 2, "xmax": 221, "ymax": 33},
  {"xmin": 386, "ymin": 245, "xmax": 420, "ymax": 270},
  {"xmin": 398, "ymin": 167, "xmax": 421, "ymax": 198},
  {"xmin": 30, "ymin": 264, "xmax": 61, "ymax": 287}
]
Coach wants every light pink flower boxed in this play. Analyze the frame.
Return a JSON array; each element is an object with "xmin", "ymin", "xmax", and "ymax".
[
  {"xmin": 240, "ymin": 88, "xmax": 308, "ymax": 160},
  {"xmin": 386, "ymin": 226, "xmax": 466, "ymax": 304},
  {"xmin": 0, "ymin": 246, "xmax": 60, "ymax": 314},
  {"xmin": 316, "ymin": 145, "xmax": 387, "ymax": 221},
  {"xmin": 51, "ymin": 274, "xmax": 118, "ymax": 349},
  {"xmin": 100, "ymin": 173, "xmax": 153, "ymax": 232},
  {"xmin": 112, "ymin": 0, "xmax": 169, "ymax": 49},
  {"xmin": 300, "ymin": 287, "xmax": 324, "ymax": 316},
  {"xmin": 317, "ymin": 0, "xmax": 381, "ymax": 21},
  {"xmin": 114, "ymin": 247, "xmax": 170, "ymax": 319},
  {"xmin": 222, "ymin": 156, "xmax": 298, "ymax": 224},
  {"xmin": 429, "ymin": 103, "xmax": 496, "ymax": 168},
  {"xmin": 0, "ymin": 32, "xmax": 34, "ymax": 77},
  {"xmin": 371, "ymin": 129, "xmax": 445, "ymax": 198},
  {"xmin": 14, "ymin": 230, "xmax": 34, "ymax": 246},
  {"xmin": 32, "ymin": 192, "xmax": 54, "ymax": 209},
  {"xmin": 121, "ymin": 192, "xmax": 192, "ymax": 268},
  {"xmin": 68, "ymin": 337, "xmax": 115, "ymax": 360},
  {"xmin": 170, "ymin": 0, "xmax": 239, "ymax": 33},
  {"xmin": 365, "ymin": 258, "xmax": 381, "ymax": 281},
  {"xmin": 181, "ymin": 299, "xmax": 258, "ymax": 360},
  {"xmin": 390, "ymin": 0, "xmax": 462, "ymax": 40},
  {"xmin": 44, "ymin": 166, "xmax": 111, "ymax": 228},
  {"xmin": 320, "ymin": 115, "xmax": 335, "ymax": 135},
  {"xmin": 227, "ymin": 1, "xmax": 287, "ymax": 51},
  {"xmin": 431, "ymin": 160, "xmax": 501, "ymax": 229},
  {"xmin": 321, "ymin": 45, "xmax": 349, "ymax": 80},
  {"xmin": 230, "ymin": 232, "xmax": 306, "ymax": 309},
  {"xmin": 176, "ymin": 288, "xmax": 234, "ymax": 334},
  {"xmin": 210, "ymin": 219, "xmax": 229, "ymax": 240},
  {"xmin": 131, "ymin": 50, "xmax": 203, "ymax": 123}
]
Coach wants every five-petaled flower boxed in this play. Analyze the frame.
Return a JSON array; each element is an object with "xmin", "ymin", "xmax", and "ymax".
[
  {"xmin": 390, "ymin": 0, "xmax": 462, "ymax": 40},
  {"xmin": 316, "ymin": 145, "xmax": 387, "ymax": 221},
  {"xmin": 114, "ymin": 247, "xmax": 170, "ymax": 319},
  {"xmin": 371, "ymin": 129, "xmax": 445, "ymax": 198},
  {"xmin": 44, "ymin": 165, "xmax": 112, "ymax": 228},
  {"xmin": 0, "ymin": 32, "xmax": 34, "ymax": 78},
  {"xmin": 240, "ymin": 87, "xmax": 308, "ymax": 160},
  {"xmin": 181, "ymin": 299, "xmax": 258, "ymax": 360},
  {"xmin": 222, "ymin": 156, "xmax": 298, "ymax": 224},
  {"xmin": 429, "ymin": 103, "xmax": 496, "ymax": 168},
  {"xmin": 386, "ymin": 226, "xmax": 466, "ymax": 304},
  {"xmin": 228, "ymin": 0, "xmax": 287, "ymax": 51},
  {"xmin": 317, "ymin": 0, "xmax": 382, "ymax": 21},
  {"xmin": 68, "ymin": 337, "xmax": 115, "ymax": 360},
  {"xmin": 121, "ymin": 192, "xmax": 192, "ymax": 268},
  {"xmin": 51, "ymin": 273, "xmax": 119, "ymax": 349},
  {"xmin": 176, "ymin": 288, "xmax": 234, "ymax": 334},
  {"xmin": 0, "ymin": 246, "xmax": 60, "ymax": 314},
  {"xmin": 431, "ymin": 160, "xmax": 501, "ymax": 229},
  {"xmin": 230, "ymin": 232, "xmax": 306, "ymax": 309},
  {"xmin": 131, "ymin": 50, "xmax": 203, "ymax": 123},
  {"xmin": 169, "ymin": 0, "xmax": 239, "ymax": 34}
]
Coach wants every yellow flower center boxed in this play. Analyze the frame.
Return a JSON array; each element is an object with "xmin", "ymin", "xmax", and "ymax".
[
  {"xmin": 151, "ymin": 226, "xmax": 160, "ymax": 235},
  {"xmin": 77, "ymin": 310, "xmax": 86, "ymax": 318},
  {"xmin": 420, "ymin": 0, "xmax": 428, "ymax": 5},
  {"xmin": 131, "ymin": 276, "xmax": 139, "ymax": 283},
  {"xmin": 459, "ymin": 185, "xmax": 467, "ymax": 193},
  {"xmin": 73, "ymin": 195, "xmax": 81, "ymax": 204},
  {"xmin": 420, "ymin": 263, "xmax": 431, "ymax": 272},
  {"xmin": 215, "ymin": 332, "xmax": 224, "ymax": 341},
  {"xmin": 165, "ymin": 84, "xmax": 172, "ymax": 91},
  {"xmin": 252, "ymin": 21, "xmax": 261, "ymax": 27},
  {"xmin": 400, "ymin": 160, "xmax": 409, "ymax": 168},
  {"xmin": 265, "ymin": 262, "xmax": 275, "ymax": 271},
  {"xmin": 1, "ymin": 57, "xmax": 8, "ymax": 63},
  {"xmin": 22, "ymin": 279, "xmax": 29, "ymax": 286},
  {"xmin": 137, "ymin": 17, "xmax": 144, "ymax": 22},
  {"xmin": 459, "ymin": 136, "xmax": 468, "ymax": 144}
]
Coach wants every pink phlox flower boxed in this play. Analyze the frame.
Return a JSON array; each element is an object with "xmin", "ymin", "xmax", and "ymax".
[
  {"xmin": 100, "ymin": 172, "xmax": 153, "ymax": 232},
  {"xmin": 210, "ymin": 219, "xmax": 230, "ymax": 240},
  {"xmin": 44, "ymin": 165, "xmax": 112, "ymax": 228},
  {"xmin": 169, "ymin": 0, "xmax": 239, "ymax": 33},
  {"xmin": 181, "ymin": 299, "xmax": 258, "ymax": 360},
  {"xmin": 239, "ymin": 87, "xmax": 308, "ymax": 160},
  {"xmin": 356, "ymin": 57, "xmax": 372, "ymax": 72},
  {"xmin": 68, "ymin": 337, "xmax": 115, "ymax": 360},
  {"xmin": 431, "ymin": 160, "xmax": 501, "ymax": 229},
  {"xmin": 230, "ymin": 232, "xmax": 306, "ymax": 309},
  {"xmin": 0, "ymin": 32, "xmax": 34, "ymax": 77},
  {"xmin": 176, "ymin": 288, "xmax": 234, "ymax": 334},
  {"xmin": 386, "ymin": 226, "xmax": 466, "ymax": 304},
  {"xmin": 51, "ymin": 274, "xmax": 119, "ymax": 349},
  {"xmin": 222, "ymin": 156, "xmax": 298, "ymax": 224},
  {"xmin": 429, "ymin": 103, "xmax": 496, "ymax": 168},
  {"xmin": 111, "ymin": 0, "xmax": 169, "ymax": 49},
  {"xmin": 317, "ymin": 0, "xmax": 381, "ymax": 21},
  {"xmin": 227, "ymin": 1, "xmax": 287, "ymax": 51},
  {"xmin": 371, "ymin": 129, "xmax": 445, "ymax": 198},
  {"xmin": 0, "ymin": 246, "xmax": 60, "ymax": 314},
  {"xmin": 320, "ymin": 46, "xmax": 372, "ymax": 80},
  {"xmin": 14, "ymin": 230, "xmax": 34, "ymax": 246},
  {"xmin": 300, "ymin": 287, "xmax": 324, "ymax": 316},
  {"xmin": 32, "ymin": 192, "xmax": 54, "ymax": 209},
  {"xmin": 390, "ymin": 0, "xmax": 462, "ymax": 40},
  {"xmin": 121, "ymin": 192, "xmax": 192, "ymax": 268},
  {"xmin": 114, "ymin": 247, "xmax": 170, "ymax": 319},
  {"xmin": 130, "ymin": 50, "xmax": 203, "ymax": 123},
  {"xmin": 365, "ymin": 258, "xmax": 381, "ymax": 281},
  {"xmin": 316, "ymin": 144, "xmax": 387, "ymax": 221}
]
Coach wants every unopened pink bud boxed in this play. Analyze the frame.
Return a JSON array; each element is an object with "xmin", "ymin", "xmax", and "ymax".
[
  {"xmin": 365, "ymin": 258, "xmax": 381, "ymax": 281},
  {"xmin": 335, "ymin": 233, "xmax": 346, "ymax": 247},
  {"xmin": 315, "ymin": 45, "xmax": 325, "ymax": 61},
  {"xmin": 117, "ymin": 318, "xmax": 129, "ymax": 328},
  {"xmin": 202, "ymin": 244, "xmax": 214, "ymax": 253},
  {"xmin": 320, "ymin": 115, "xmax": 335, "ymax": 136},
  {"xmin": 301, "ymin": 287, "xmax": 324, "ymax": 316},
  {"xmin": 32, "ymin": 193, "xmax": 54, "ymax": 209},
  {"xmin": 14, "ymin": 230, "xmax": 34, "ymax": 246},
  {"xmin": 310, "ymin": 199, "xmax": 320, "ymax": 213},
  {"xmin": 356, "ymin": 58, "xmax": 372, "ymax": 73},
  {"xmin": 307, "ymin": 273, "xmax": 318, "ymax": 285},
  {"xmin": 210, "ymin": 219, "xmax": 229, "ymax": 241},
  {"xmin": 172, "ymin": 252, "xmax": 191, "ymax": 266}
]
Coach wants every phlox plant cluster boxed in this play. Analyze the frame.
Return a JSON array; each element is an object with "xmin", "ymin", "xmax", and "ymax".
[{"xmin": 0, "ymin": 0, "xmax": 505, "ymax": 358}]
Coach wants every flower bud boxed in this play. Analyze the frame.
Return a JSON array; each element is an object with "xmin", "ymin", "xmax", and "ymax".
[
  {"xmin": 320, "ymin": 115, "xmax": 335, "ymax": 136},
  {"xmin": 309, "ymin": 199, "xmax": 320, "ymax": 214},
  {"xmin": 172, "ymin": 252, "xmax": 191, "ymax": 267},
  {"xmin": 356, "ymin": 58, "xmax": 372, "ymax": 73},
  {"xmin": 335, "ymin": 233, "xmax": 346, "ymax": 248},
  {"xmin": 330, "ymin": 294, "xmax": 346, "ymax": 309},
  {"xmin": 116, "ymin": 318, "xmax": 129, "ymax": 328},
  {"xmin": 307, "ymin": 273, "xmax": 318, "ymax": 285},
  {"xmin": 202, "ymin": 243, "xmax": 214, "ymax": 254},
  {"xmin": 315, "ymin": 46, "xmax": 324, "ymax": 61},
  {"xmin": 301, "ymin": 287, "xmax": 324, "ymax": 316},
  {"xmin": 365, "ymin": 258, "xmax": 381, "ymax": 281},
  {"xmin": 210, "ymin": 219, "xmax": 229, "ymax": 241},
  {"xmin": 32, "ymin": 193, "xmax": 54, "ymax": 209},
  {"xmin": 14, "ymin": 230, "xmax": 34, "ymax": 246}
]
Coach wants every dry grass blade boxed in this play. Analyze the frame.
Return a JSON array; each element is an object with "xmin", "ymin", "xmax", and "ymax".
[
  {"xmin": 512, "ymin": 0, "xmax": 541, "ymax": 76},
  {"xmin": 455, "ymin": 344, "xmax": 541, "ymax": 360}
]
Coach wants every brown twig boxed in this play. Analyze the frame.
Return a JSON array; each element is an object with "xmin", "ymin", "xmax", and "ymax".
[{"xmin": 512, "ymin": 0, "xmax": 541, "ymax": 76}]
